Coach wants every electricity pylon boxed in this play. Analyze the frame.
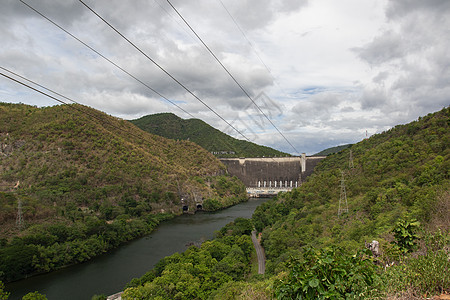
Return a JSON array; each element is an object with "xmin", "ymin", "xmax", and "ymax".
[
  {"xmin": 16, "ymin": 197, "xmax": 24, "ymax": 230},
  {"xmin": 338, "ymin": 170, "xmax": 348, "ymax": 217},
  {"xmin": 349, "ymin": 150, "xmax": 354, "ymax": 169},
  {"xmin": 13, "ymin": 180, "xmax": 24, "ymax": 230}
]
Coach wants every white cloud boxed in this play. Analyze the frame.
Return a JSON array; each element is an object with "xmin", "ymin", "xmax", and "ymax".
[{"xmin": 1, "ymin": 0, "xmax": 448, "ymax": 155}]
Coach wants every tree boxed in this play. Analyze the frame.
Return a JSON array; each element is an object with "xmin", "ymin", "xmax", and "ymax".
[
  {"xmin": 392, "ymin": 218, "xmax": 420, "ymax": 253},
  {"xmin": 22, "ymin": 291, "xmax": 47, "ymax": 300},
  {"xmin": 0, "ymin": 281, "xmax": 9, "ymax": 300}
]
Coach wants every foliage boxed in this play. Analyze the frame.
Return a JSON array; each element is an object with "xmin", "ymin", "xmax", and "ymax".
[
  {"xmin": 314, "ymin": 144, "xmax": 352, "ymax": 156},
  {"xmin": 250, "ymin": 107, "xmax": 449, "ymax": 296},
  {"xmin": 0, "ymin": 281, "xmax": 9, "ymax": 300},
  {"xmin": 21, "ymin": 291, "xmax": 47, "ymax": 300},
  {"xmin": 123, "ymin": 231, "xmax": 254, "ymax": 299},
  {"xmin": 392, "ymin": 218, "xmax": 420, "ymax": 253},
  {"xmin": 216, "ymin": 217, "xmax": 253, "ymax": 237},
  {"xmin": 130, "ymin": 112, "xmax": 289, "ymax": 158},
  {"xmin": 202, "ymin": 176, "xmax": 247, "ymax": 211},
  {"xmin": 275, "ymin": 247, "xmax": 380, "ymax": 299},
  {"xmin": 0, "ymin": 103, "xmax": 247, "ymax": 282},
  {"xmin": 382, "ymin": 230, "xmax": 450, "ymax": 297},
  {"xmin": 0, "ymin": 214, "xmax": 173, "ymax": 282},
  {"xmin": 209, "ymin": 279, "xmax": 274, "ymax": 300},
  {"xmin": 252, "ymin": 107, "xmax": 449, "ymax": 264},
  {"xmin": 90, "ymin": 294, "xmax": 107, "ymax": 300}
]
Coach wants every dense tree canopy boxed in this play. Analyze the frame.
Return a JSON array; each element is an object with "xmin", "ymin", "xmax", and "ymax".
[{"xmin": 130, "ymin": 113, "xmax": 289, "ymax": 158}]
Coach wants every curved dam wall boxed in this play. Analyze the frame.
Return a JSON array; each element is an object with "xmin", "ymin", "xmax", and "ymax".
[{"xmin": 219, "ymin": 156, "xmax": 325, "ymax": 189}]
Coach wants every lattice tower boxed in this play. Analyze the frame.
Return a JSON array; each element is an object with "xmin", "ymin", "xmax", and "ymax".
[
  {"xmin": 349, "ymin": 150, "xmax": 354, "ymax": 169},
  {"xmin": 16, "ymin": 197, "xmax": 24, "ymax": 230},
  {"xmin": 338, "ymin": 171, "xmax": 349, "ymax": 216}
]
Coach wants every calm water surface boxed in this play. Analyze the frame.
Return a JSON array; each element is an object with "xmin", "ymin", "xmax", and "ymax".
[{"xmin": 7, "ymin": 198, "xmax": 269, "ymax": 300}]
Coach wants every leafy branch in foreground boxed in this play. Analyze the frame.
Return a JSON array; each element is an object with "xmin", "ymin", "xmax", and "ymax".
[{"xmin": 275, "ymin": 247, "xmax": 380, "ymax": 299}]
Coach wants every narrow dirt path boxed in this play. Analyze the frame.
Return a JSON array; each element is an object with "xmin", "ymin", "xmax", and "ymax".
[{"xmin": 251, "ymin": 230, "xmax": 265, "ymax": 274}]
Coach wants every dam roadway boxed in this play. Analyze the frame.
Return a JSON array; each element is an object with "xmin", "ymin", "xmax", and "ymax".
[{"xmin": 251, "ymin": 231, "xmax": 265, "ymax": 274}]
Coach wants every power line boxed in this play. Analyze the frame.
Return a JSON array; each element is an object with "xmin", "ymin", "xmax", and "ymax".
[
  {"xmin": 19, "ymin": 0, "xmax": 195, "ymax": 119},
  {"xmin": 217, "ymin": 0, "xmax": 272, "ymax": 77},
  {"xmin": 1, "ymin": 68, "xmax": 252, "ymax": 166},
  {"xmin": 78, "ymin": 0, "xmax": 251, "ymax": 142},
  {"xmin": 153, "ymin": 0, "xmax": 199, "ymax": 45},
  {"xmin": 18, "ymin": 0, "xmax": 294, "ymax": 157},
  {"xmin": 217, "ymin": 0, "xmax": 291, "ymax": 101},
  {"xmin": 1, "ymin": 66, "xmax": 82, "ymax": 107},
  {"xmin": 0, "ymin": 69, "xmax": 162, "ymax": 145},
  {"xmin": 165, "ymin": 0, "xmax": 300, "ymax": 154},
  {"xmin": 18, "ymin": 0, "xmax": 248, "ymax": 158}
]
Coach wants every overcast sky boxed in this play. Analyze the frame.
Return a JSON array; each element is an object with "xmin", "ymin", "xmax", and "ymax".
[{"xmin": 1, "ymin": 0, "xmax": 449, "ymax": 155}]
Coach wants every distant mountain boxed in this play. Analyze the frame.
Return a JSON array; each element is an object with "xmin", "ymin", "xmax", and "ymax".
[
  {"xmin": 314, "ymin": 144, "xmax": 352, "ymax": 156},
  {"xmin": 130, "ymin": 113, "xmax": 290, "ymax": 158}
]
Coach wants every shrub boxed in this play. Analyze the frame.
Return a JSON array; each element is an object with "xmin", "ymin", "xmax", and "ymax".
[
  {"xmin": 383, "ymin": 230, "xmax": 450, "ymax": 297},
  {"xmin": 274, "ymin": 247, "xmax": 380, "ymax": 299},
  {"xmin": 392, "ymin": 218, "xmax": 420, "ymax": 253},
  {"xmin": 0, "ymin": 281, "xmax": 9, "ymax": 300}
]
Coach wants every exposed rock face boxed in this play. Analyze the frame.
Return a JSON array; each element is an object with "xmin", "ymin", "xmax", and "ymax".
[{"xmin": 0, "ymin": 133, "xmax": 25, "ymax": 156}]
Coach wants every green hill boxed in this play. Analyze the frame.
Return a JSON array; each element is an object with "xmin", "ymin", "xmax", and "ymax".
[
  {"xmin": 0, "ymin": 103, "xmax": 246, "ymax": 282},
  {"xmin": 314, "ymin": 143, "xmax": 352, "ymax": 156},
  {"xmin": 255, "ymin": 107, "xmax": 449, "ymax": 254},
  {"xmin": 123, "ymin": 107, "xmax": 449, "ymax": 299},
  {"xmin": 129, "ymin": 113, "xmax": 290, "ymax": 158}
]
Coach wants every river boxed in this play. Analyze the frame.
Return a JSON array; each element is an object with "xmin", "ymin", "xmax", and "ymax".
[{"xmin": 6, "ymin": 198, "xmax": 269, "ymax": 300}]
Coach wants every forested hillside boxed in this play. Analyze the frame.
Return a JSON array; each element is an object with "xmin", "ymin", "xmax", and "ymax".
[
  {"xmin": 123, "ymin": 107, "xmax": 449, "ymax": 299},
  {"xmin": 251, "ymin": 107, "xmax": 450, "ymax": 298},
  {"xmin": 313, "ymin": 143, "xmax": 352, "ymax": 156},
  {"xmin": 130, "ymin": 113, "xmax": 289, "ymax": 158},
  {"xmin": 0, "ymin": 103, "xmax": 246, "ymax": 282}
]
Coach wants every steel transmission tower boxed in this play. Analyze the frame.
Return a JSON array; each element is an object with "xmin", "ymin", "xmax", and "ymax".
[
  {"xmin": 349, "ymin": 150, "xmax": 354, "ymax": 169},
  {"xmin": 16, "ymin": 197, "xmax": 24, "ymax": 230},
  {"xmin": 13, "ymin": 181, "xmax": 24, "ymax": 230},
  {"xmin": 338, "ymin": 171, "xmax": 348, "ymax": 216}
]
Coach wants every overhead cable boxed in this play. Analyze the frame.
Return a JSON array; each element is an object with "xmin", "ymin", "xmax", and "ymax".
[
  {"xmin": 166, "ymin": 0, "xmax": 300, "ymax": 154},
  {"xmin": 0, "ymin": 69, "xmax": 170, "ymax": 146},
  {"xmin": 19, "ymin": 0, "xmax": 195, "ymax": 119},
  {"xmin": 217, "ymin": 0, "xmax": 273, "ymax": 80},
  {"xmin": 78, "ymin": 0, "xmax": 251, "ymax": 142},
  {"xmin": 217, "ymin": 0, "xmax": 289, "ymax": 98}
]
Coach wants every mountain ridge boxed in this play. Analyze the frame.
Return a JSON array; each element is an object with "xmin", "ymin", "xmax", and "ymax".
[
  {"xmin": 0, "ymin": 102, "xmax": 247, "ymax": 282},
  {"xmin": 130, "ymin": 112, "xmax": 290, "ymax": 158}
]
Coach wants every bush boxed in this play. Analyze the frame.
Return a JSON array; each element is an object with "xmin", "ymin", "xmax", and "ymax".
[
  {"xmin": 392, "ymin": 218, "xmax": 420, "ymax": 253},
  {"xmin": 275, "ymin": 247, "xmax": 380, "ymax": 299},
  {"xmin": 383, "ymin": 230, "xmax": 450, "ymax": 297},
  {"xmin": 22, "ymin": 291, "xmax": 47, "ymax": 300},
  {"xmin": 0, "ymin": 281, "xmax": 9, "ymax": 300}
]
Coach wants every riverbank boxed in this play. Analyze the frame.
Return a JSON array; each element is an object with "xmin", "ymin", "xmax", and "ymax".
[{"xmin": 6, "ymin": 198, "xmax": 269, "ymax": 300}]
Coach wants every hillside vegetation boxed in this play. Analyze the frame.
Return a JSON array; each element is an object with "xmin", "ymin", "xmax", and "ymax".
[
  {"xmin": 130, "ymin": 113, "xmax": 289, "ymax": 158},
  {"xmin": 313, "ymin": 143, "xmax": 352, "ymax": 156},
  {"xmin": 251, "ymin": 107, "xmax": 449, "ymax": 298},
  {"xmin": 0, "ymin": 103, "xmax": 246, "ymax": 282},
  {"xmin": 122, "ymin": 107, "xmax": 449, "ymax": 299}
]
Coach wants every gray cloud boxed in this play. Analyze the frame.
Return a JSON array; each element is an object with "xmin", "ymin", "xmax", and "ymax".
[
  {"xmin": 360, "ymin": 87, "xmax": 387, "ymax": 110},
  {"xmin": 354, "ymin": 0, "xmax": 450, "ymax": 123},
  {"xmin": 1, "ymin": 0, "xmax": 448, "ymax": 155},
  {"xmin": 386, "ymin": 0, "xmax": 450, "ymax": 20}
]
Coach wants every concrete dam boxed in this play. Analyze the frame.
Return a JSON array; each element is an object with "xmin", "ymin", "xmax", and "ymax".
[{"xmin": 219, "ymin": 155, "xmax": 326, "ymax": 197}]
